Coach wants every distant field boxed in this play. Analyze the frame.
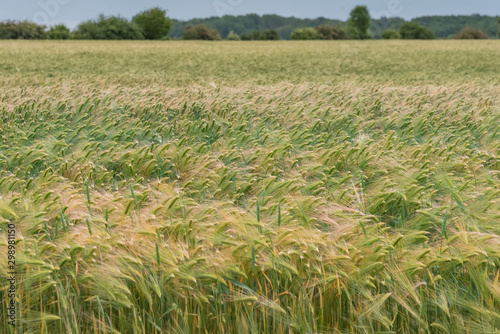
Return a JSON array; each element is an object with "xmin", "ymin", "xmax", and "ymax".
[
  {"xmin": 1, "ymin": 40, "xmax": 500, "ymax": 86},
  {"xmin": 1, "ymin": 41, "xmax": 500, "ymax": 333}
]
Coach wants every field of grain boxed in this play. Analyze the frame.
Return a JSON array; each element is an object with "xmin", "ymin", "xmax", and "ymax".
[{"xmin": 1, "ymin": 41, "xmax": 500, "ymax": 333}]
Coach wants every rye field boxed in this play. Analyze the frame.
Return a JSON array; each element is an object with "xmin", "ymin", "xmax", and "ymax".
[{"xmin": 1, "ymin": 40, "xmax": 500, "ymax": 333}]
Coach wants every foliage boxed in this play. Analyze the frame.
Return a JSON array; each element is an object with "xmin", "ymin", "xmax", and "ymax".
[
  {"xmin": 414, "ymin": 15, "xmax": 499, "ymax": 38},
  {"xmin": 171, "ymin": 14, "xmax": 344, "ymax": 40},
  {"xmin": 133, "ymin": 7, "xmax": 172, "ymax": 40},
  {"xmin": 0, "ymin": 20, "xmax": 46, "ymax": 39},
  {"xmin": 170, "ymin": 14, "xmax": 500, "ymax": 40},
  {"xmin": 347, "ymin": 5, "xmax": 372, "ymax": 39},
  {"xmin": 454, "ymin": 27, "xmax": 489, "ymax": 39},
  {"xmin": 381, "ymin": 29, "xmax": 401, "ymax": 39},
  {"xmin": 241, "ymin": 30, "xmax": 262, "ymax": 40},
  {"xmin": 182, "ymin": 24, "xmax": 222, "ymax": 40},
  {"xmin": 240, "ymin": 29, "xmax": 280, "ymax": 41},
  {"xmin": 399, "ymin": 22, "xmax": 436, "ymax": 39},
  {"xmin": 226, "ymin": 30, "xmax": 241, "ymax": 40},
  {"xmin": 371, "ymin": 17, "xmax": 405, "ymax": 39},
  {"xmin": 260, "ymin": 29, "xmax": 280, "ymax": 40},
  {"xmin": 74, "ymin": 15, "xmax": 144, "ymax": 40},
  {"xmin": 290, "ymin": 27, "xmax": 321, "ymax": 40},
  {"xmin": 291, "ymin": 25, "xmax": 346, "ymax": 41},
  {"xmin": 47, "ymin": 24, "xmax": 71, "ymax": 40},
  {"xmin": 315, "ymin": 25, "xmax": 347, "ymax": 40}
]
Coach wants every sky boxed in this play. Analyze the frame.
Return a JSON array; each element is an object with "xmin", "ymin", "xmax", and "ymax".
[{"xmin": 0, "ymin": 0, "xmax": 499, "ymax": 28}]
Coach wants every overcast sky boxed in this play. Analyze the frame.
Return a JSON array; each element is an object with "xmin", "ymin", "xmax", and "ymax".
[{"xmin": 1, "ymin": 0, "xmax": 498, "ymax": 28}]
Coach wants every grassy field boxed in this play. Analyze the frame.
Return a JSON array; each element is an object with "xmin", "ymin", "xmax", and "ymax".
[{"xmin": 1, "ymin": 40, "xmax": 500, "ymax": 333}]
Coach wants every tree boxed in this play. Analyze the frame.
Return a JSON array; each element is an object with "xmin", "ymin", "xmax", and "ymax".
[
  {"xmin": 454, "ymin": 27, "xmax": 488, "ymax": 39},
  {"xmin": 315, "ymin": 25, "xmax": 347, "ymax": 40},
  {"xmin": 241, "ymin": 30, "xmax": 261, "ymax": 40},
  {"xmin": 167, "ymin": 14, "xmax": 499, "ymax": 40},
  {"xmin": 133, "ymin": 7, "xmax": 172, "ymax": 40},
  {"xmin": 498, "ymin": 17, "xmax": 500, "ymax": 38},
  {"xmin": 381, "ymin": 29, "xmax": 401, "ymax": 39},
  {"xmin": 0, "ymin": 20, "xmax": 46, "ymax": 39},
  {"xmin": 399, "ymin": 22, "xmax": 435, "ymax": 39},
  {"xmin": 290, "ymin": 27, "xmax": 320, "ymax": 40},
  {"xmin": 413, "ymin": 15, "xmax": 498, "ymax": 38},
  {"xmin": 74, "ymin": 15, "xmax": 144, "ymax": 40},
  {"xmin": 261, "ymin": 29, "xmax": 280, "ymax": 40},
  {"xmin": 48, "ymin": 24, "xmax": 71, "ymax": 39},
  {"xmin": 182, "ymin": 24, "xmax": 221, "ymax": 40},
  {"xmin": 371, "ymin": 17, "xmax": 405, "ymax": 39},
  {"xmin": 291, "ymin": 27, "xmax": 320, "ymax": 40},
  {"xmin": 347, "ymin": 6, "xmax": 371, "ymax": 39},
  {"xmin": 226, "ymin": 31, "xmax": 240, "ymax": 40}
]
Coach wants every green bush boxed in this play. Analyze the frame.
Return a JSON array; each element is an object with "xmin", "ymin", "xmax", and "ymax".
[
  {"xmin": 381, "ymin": 29, "xmax": 401, "ymax": 39},
  {"xmin": 399, "ymin": 22, "xmax": 435, "ymax": 39},
  {"xmin": 226, "ymin": 31, "xmax": 241, "ymax": 41},
  {"xmin": 48, "ymin": 24, "xmax": 71, "ymax": 40},
  {"xmin": 454, "ymin": 27, "xmax": 489, "ymax": 39},
  {"xmin": 240, "ymin": 30, "xmax": 279, "ymax": 40},
  {"xmin": 290, "ymin": 27, "xmax": 321, "ymax": 40},
  {"xmin": 182, "ymin": 24, "xmax": 221, "ymax": 41},
  {"xmin": 315, "ymin": 25, "xmax": 347, "ymax": 40},
  {"xmin": 261, "ymin": 29, "xmax": 280, "ymax": 40},
  {"xmin": 74, "ymin": 15, "xmax": 144, "ymax": 40},
  {"xmin": 133, "ymin": 7, "xmax": 172, "ymax": 40},
  {"xmin": 0, "ymin": 20, "xmax": 46, "ymax": 39}
]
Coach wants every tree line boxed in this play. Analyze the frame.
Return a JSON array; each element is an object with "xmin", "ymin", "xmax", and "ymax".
[
  {"xmin": 1, "ymin": 6, "xmax": 499, "ymax": 41},
  {"xmin": 0, "ymin": 8, "xmax": 172, "ymax": 40},
  {"xmin": 170, "ymin": 12, "xmax": 499, "ymax": 40}
]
